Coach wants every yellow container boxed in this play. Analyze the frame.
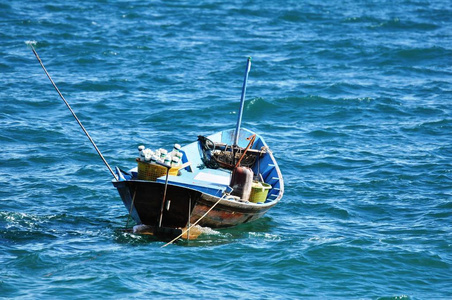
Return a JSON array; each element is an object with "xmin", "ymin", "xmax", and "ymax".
[
  {"xmin": 137, "ymin": 159, "xmax": 179, "ymax": 181},
  {"xmin": 249, "ymin": 181, "xmax": 272, "ymax": 203}
]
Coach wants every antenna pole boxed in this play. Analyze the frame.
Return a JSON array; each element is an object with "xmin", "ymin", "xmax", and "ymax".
[{"xmin": 233, "ymin": 57, "xmax": 252, "ymax": 146}]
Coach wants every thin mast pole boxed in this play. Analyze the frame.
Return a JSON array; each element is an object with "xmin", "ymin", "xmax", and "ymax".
[
  {"xmin": 30, "ymin": 45, "xmax": 118, "ymax": 180},
  {"xmin": 233, "ymin": 57, "xmax": 252, "ymax": 146}
]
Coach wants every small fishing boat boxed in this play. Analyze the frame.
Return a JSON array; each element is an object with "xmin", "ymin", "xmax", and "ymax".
[
  {"xmin": 113, "ymin": 126, "xmax": 284, "ymax": 239},
  {"xmin": 30, "ymin": 45, "xmax": 283, "ymax": 242}
]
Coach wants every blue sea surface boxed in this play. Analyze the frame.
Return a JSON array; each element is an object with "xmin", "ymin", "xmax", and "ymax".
[{"xmin": 1, "ymin": 0, "xmax": 451, "ymax": 299}]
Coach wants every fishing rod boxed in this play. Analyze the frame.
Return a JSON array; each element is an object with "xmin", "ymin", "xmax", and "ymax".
[{"xmin": 30, "ymin": 44, "xmax": 118, "ymax": 181}]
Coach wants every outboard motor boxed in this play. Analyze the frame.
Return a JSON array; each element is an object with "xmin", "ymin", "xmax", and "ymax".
[{"xmin": 230, "ymin": 166, "xmax": 253, "ymax": 201}]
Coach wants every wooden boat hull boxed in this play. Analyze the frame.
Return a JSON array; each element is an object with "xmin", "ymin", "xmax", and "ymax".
[
  {"xmin": 192, "ymin": 192, "xmax": 275, "ymax": 228},
  {"xmin": 113, "ymin": 179, "xmax": 276, "ymax": 229}
]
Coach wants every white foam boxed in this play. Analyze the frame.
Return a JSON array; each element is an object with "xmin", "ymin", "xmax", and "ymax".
[{"xmin": 194, "ymin": 225, "xmax": 221, "ymax": 236}]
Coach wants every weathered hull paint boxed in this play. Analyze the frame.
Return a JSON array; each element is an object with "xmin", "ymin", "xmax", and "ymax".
[
  {"xmin": 191, "ymin": 193, "xmax": 275, "ymax": 228},
  {"xmin": 113, "ymin": 180, "xmax": 277, "ymax": 229}
]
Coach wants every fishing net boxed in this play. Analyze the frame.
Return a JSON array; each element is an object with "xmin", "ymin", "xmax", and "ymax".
[{"xmin": 198, "ymin": 135, "xmax": 264, "ymax": 170}]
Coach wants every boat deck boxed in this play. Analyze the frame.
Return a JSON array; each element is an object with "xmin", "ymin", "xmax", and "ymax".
[
  {"xmin": 155, "ymin": 168, "xmax": 232, "ymax": 198},
  {"xmin": 124, "ymin": 128, "xmax": 283, "ymax": 205}
]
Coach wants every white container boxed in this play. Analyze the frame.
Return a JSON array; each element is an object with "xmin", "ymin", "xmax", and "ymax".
[
  {"xmin": 144, "ymin": 152, "xmax": 152, "ymax": 162},
  {"xmin": 171, "ymin": 156, "xmax": 180, "ymax": 167},
  {"xmin": 137, "ymin": 145, "xmax": 145, "ymax": 161},
  {"xmin": 176, "ymin": 152, "xmax": 183, "ymax": 160},
  {"xmin": 159, "ymin": 148, "xmax": 168, "ymax": 159}
]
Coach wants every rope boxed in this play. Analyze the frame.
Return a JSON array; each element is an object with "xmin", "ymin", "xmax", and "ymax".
[
  {"xmin": 125, "ymin": 188, "xmax": 137, "ymax": 229},
  {"xmin": 161, "ymin": 192, "xmax": 230, "ymax": 248},
  {"xmin": 234, "ymin": 134, "xmax": 256, "ymax": 168}
]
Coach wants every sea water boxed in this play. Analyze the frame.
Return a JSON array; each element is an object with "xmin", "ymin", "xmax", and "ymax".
[{"xmin": 0, "ymin": 0, "xmax": 451, "ymax": 298}]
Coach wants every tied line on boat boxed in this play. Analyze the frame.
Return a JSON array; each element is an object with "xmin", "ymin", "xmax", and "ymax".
[
  {"xmin": 29, "ymin": 44, "xmax": 118, "ymax": 181},
  {"xmin": 161, "ymin": 191, "xmax": 231, "ymax": 248}
]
